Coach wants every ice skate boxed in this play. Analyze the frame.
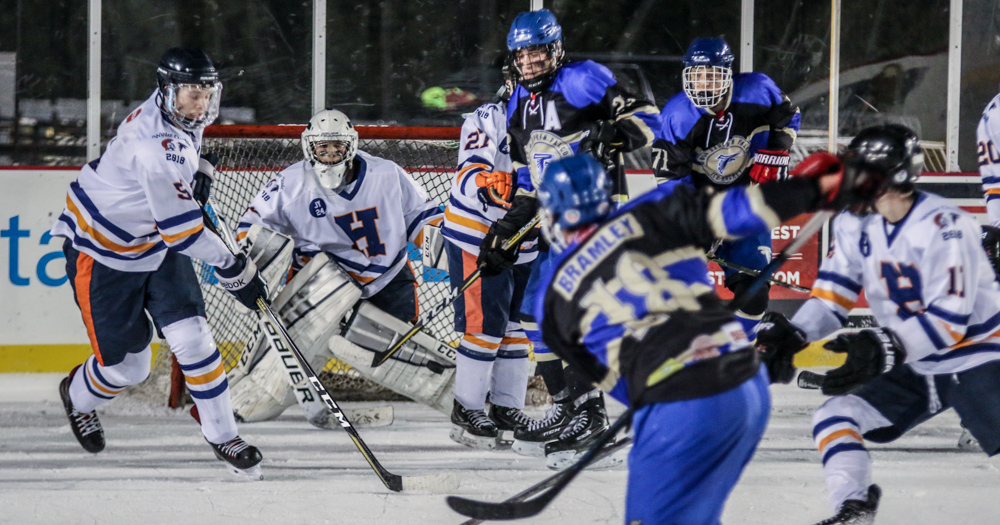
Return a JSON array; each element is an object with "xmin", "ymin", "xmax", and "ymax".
[
  {"xmin": 450, "ymin": 400, "xmax": 500, "ymax": 450},
  {"xmin": 209, "ymin": 436, "xmax": 264, "ymax": 481},
  {"xmin": 813, "ymin": 485, "xmax": 881, "ymax": 525},
  {"xmin": 544, "ymin": 393, "xmax": 623, "ymax": 470},
  {"xmin": 511, "ymin": 398, "xmax": 573, "ymax": 457},
  {"xmin": 59, "ymin": 366, "xmax": 106, "ymax": 453},
  {"xmin": 489, "ymin": 404, "xmax": 534, "ymax": 448},
  {"xmin": 957, "ymin": 425, "xmax": 981, "ymax": 452}
]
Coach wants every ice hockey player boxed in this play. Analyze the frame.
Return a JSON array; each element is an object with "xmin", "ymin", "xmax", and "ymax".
[
  {"xmin": 442, "ymin": 71, "xmax": 539, "ymax": 448},
  {"xmin": 756, "ymin": 124, "xmax": 1000, "ymax": 525},
  {"xmin": 49, "ymin": 48, "xmax": 267, "ymax": 480},
  {"xmin": 229, "ymin": 108, "xmax": 444, "ymax": 422},
  {"xmin": 652, "ymin": 36, "xmax": 801, "ymax": 337},
  {"xmin": 534, "ymin": 152, "xmax": 847, "ymax": 523},
  {"xmin": 480, "ymin": 7, "xmax": 660, "ymax": 461}
]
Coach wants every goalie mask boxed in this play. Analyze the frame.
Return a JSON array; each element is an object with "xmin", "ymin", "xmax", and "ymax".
[
  {"xmin": 538, "ymin": 154, "xmax": 613, "ymax": 252},
  {"xmin": 301, "ymin": 109, "xmax": 359, "ymax": 191},
  {"xmin": 507, "ymin": 8, "xmax": 565, "ymax": 93},
  {"xmin": 157, "ymin": 48, "xmax": 222, "ymax": 132},
  {"xmin": 682, "ymin": 37, "xmax": 734, "ymax": 110}
]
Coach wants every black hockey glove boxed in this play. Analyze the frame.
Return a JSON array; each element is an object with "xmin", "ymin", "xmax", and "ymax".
[
  {"xmin": 193, "ymin": 153, "xmax": 219, "ymax": 207},
  {"xmin": 215, "ymin": 253, "xmax": 269, "ymax": 310},
  {"xmin": 821, "ymin": 328, "xmax": 906, "ymax": 396},
  {"xmin": 754, "ymin": 311, "xmax": 808, "ymax": 384},
  {"xmin": 982, "ymin": 225, "xmax": 1000, "ymax": 281},
  {"xmin": 477, "ymin": 220, "xmax": 520, "ymax": 277},
  {"xmin": 578, "ymin": 120, "xmax": 624, "ymax": 161}
]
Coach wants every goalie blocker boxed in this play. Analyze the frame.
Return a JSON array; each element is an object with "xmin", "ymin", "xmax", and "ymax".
[{"xmin": 229, "ymin": 229, "xmax": 456, "ymax": 424}]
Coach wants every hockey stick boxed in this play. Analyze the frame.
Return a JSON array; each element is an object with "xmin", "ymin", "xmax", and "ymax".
[
  {"xmin": 370, "ymin": 215, "xmax": 541, "ymax": 368},
  {"xmin": 200, "ymin": 199, "xmax": 459, "ymax": 492},
  {"xmin": 446, "ymin": 210, "xmax": 834, "ymax": 520},
  {"xmin": 458, "ymin": 437, "xmax": 633, "ymax": 525},
  {"xmin": 708, "ymin": 255, "xmax": 812, "ymax": 293},
  {"xmin": 797, "ymin": 370, "xmax": 825, "ymax": 390}
]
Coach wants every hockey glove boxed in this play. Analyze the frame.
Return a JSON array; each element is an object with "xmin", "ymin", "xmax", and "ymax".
[
  {"xmin": 749, "ymin": 149, "xmax": 790, "ymax": 184},
  {"xmin": 216, "ymin": 253, "xmax": 270, "ymax": 310},
  {"xmin": 193, "ymin": 153, "xmax": 219, "ymax": 207},
  {"xmin": 475, "ymin": 170, "xmax": 514, "ymax": 209},
  {"xmin": 477, "ymin": 220, "xmax": 520, "ymax": 277},
  {"xmin": 755, "ymin": 311, "xmax": 808, "ymax": 384},
  {"xmin": 578, "ymin": 120, "xmax": 624, "ymax": 160},
  {"xmin": 789, "ymin": 151, "xmax": 845, "ymax": 209},
  {"xmin": 821, "ymin": 327, "xmax": 906, "ymax": 396},
  {"xmin": 982, "ymin": 225, "xmax": 1000, "ymax": 281}
]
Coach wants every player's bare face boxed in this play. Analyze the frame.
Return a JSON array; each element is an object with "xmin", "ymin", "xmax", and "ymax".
[
  {"xmin": 175, "ymin": 85, "xmax": 217, "ymax": 120},
  {"xmin": 314, "ymin": 141, "xmax": 348, "ymax": 165},
  {"xmin": 514, "ymin": 45, "xmax": 556, "ymax": 80}
]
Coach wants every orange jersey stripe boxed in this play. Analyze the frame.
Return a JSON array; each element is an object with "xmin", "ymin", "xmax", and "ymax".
[
  {"xmin": 445, "ymin": 206, "xmax": 490, "ymax": 234},
  {"xmin": 463, "ymin": 333, "xmax": 501, "ymax": 350},
  {"xmin": 66, "ymin": 197, "xmax": 158, "ymax": 254},
  {"xmin": 810, "ymin": 288, "xmax": 857, "ymax": 311},
  {"xmin": 159, "ymin": 223, "xmax": 204, "ymax": 243}
]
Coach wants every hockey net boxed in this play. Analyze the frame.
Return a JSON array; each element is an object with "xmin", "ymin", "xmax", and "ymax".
[{"xmin": 127, "ymin": 125, "xmax": 462, "ymax": 408}]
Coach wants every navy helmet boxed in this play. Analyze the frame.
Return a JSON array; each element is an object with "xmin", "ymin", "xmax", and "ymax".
[
  {"xmin": 839, "ymin": 125, "xmax": 923, "ymax": 211},
  {"xmin": 682, "ymin": 37, "xmax": 735, "ymax": 109},
  {"xmin": 538, "ymin": 154, "xmax": 613, "ymax": 251},
  {"xmin": 506, "ymin": 9, "xmax": 565, "ymax": 93},
  {"xmin": 156, "ymin": 48, "xmax": 222, "ymax": 131}
]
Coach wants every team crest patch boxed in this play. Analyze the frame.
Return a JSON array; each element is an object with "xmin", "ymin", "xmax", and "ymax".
[
  {"xmin": 309, "ymin": 198, "xmax": 327, "ymax": 217},
  {"xmin": 526, "ymin": 130, "xmax": 574, "ymax": 189},
  {"xmin": 695, "ymin": 136, "xmax": 751, "ymax": 185}
]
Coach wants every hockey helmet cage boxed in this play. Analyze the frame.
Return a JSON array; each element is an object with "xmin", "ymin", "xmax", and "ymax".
[
  {"xmin": 301, "ymin": 109, "xmax": 359, "ymax": 191},
  {"xmin": 156, "ymin": 48, "xmax": 222, "ymax": 131},
  {"xmin": 538, "ymin": 154, "xmax": 613, "ymax": 251},
  {"xmin": 682, "ymin": 37, "xmax": 734, "ymax": 110},
  {"xmin": 507, "ymin": 9, "xmax": 565, "ymax": 93}
]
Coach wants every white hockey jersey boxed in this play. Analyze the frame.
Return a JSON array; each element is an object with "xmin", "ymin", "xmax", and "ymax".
[
  {"xmin": 441, "ymin": 102, "xmax": 537, "ymax": 262},
  {"xmin": 793, "ymin": 192, "xmax": 1000, "ymax": 375},
  {"xmin": 50, "ymin": 90, "xmax": 235, "ymax": 272},
  {"xmin": 977, "ymin": 93, "xmax": 1000, "ymax": 226},
  {"xmin": 236, "ymin": 152, "xmax": 443, "ymax": 298}
]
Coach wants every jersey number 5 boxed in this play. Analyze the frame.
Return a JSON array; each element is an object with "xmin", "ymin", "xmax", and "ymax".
[{"xmin": 173, "ymin": 182, "xmax": 192, "ymax": 200}]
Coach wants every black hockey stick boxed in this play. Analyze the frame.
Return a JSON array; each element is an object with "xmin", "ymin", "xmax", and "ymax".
[
  {"xmin": 370, "ymin": 215, "xmax": 541, "ymax": 368},
  {"xmin": 199, "ymin": 199, "xmax": 459, "ymax": 493},
  {"xmin": 708, "ymin": 255, "xmax": 812, "ymax": 293},
  {"xmin": 446, "ymin": 210, "xmax": 834, "ymax": 520},
  {"xmin": 457, "ymin": 436, "xmax": 633, "ymax": 525}
]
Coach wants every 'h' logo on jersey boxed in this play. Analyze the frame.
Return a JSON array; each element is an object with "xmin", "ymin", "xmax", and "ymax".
[{"xmin": 334, "ymin": 207, "xmax": 386, "ymax": 258}]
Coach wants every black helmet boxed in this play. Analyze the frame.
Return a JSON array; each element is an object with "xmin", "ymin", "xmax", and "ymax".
[
  {"xmin": 156, "ymin": 48, "xmax": 219, "ymax": 89},
  {"xmin": 156, "ymin": 48, "xmax": 222, "ymax": 131},
  {"xmin": 843, "ymin": 124, "xmax": 923, "ymax": 189}
]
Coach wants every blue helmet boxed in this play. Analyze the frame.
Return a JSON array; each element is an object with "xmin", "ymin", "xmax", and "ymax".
[
  {"xmin": 506, "ymin": 9, "xmax": 565, "ymax": 93},
  {"xmin": 683, "ymin": 37, "xmax": 735, "ymax": 68},
  {"xmin": 538, "ymin": 154, "xmax": 613, "ymax": 251},
  {"xmin": 507, "ymin": 9, "xmax": 562, "ymax": 50},
  {"xmin": 682, "ymin": 37, "xmax": 734, "ymax": 109}
]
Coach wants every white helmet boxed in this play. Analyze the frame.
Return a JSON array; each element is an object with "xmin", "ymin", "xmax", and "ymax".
[{"xmin": 301, "ymin": 109, "xmax": 359, "ymax": 190}]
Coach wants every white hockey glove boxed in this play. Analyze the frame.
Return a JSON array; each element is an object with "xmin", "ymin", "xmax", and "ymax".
[{"xmin": 216, "ymin": 253, "xmax": 269, "ymax": 310}]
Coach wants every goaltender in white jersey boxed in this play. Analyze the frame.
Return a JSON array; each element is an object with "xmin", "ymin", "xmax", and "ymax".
[
  {"xmin": 978, "ymin": 92, "xmax": 1000, "ymax": 226},
  {"xmin": 230, "ymin": 109, "xmax": 453, "ymax": 426}
]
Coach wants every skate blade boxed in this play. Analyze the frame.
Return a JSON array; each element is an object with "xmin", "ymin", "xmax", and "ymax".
[
  {"xmin": 401, "ymin": 471, "xmax": 461, "ymax": 493},
  {"xmin": 511, "ymin": 439, "xmax": 547, "ymax": 458},
  {"xmin": 497, "ymin": 430, "xmax": 514, "ymax": 450},
  {"xmin": 309, "ymin": 405, "xmax": 394, "ymax": 429},
  {"xmin": 957, "ymin": 428, "xmax": 982, "ymax": 452},
  {"xmin": 224, "ymin": 463, "xmax": 264, "ymax": 481},
  {"xmin": 545, "ymin": 446, "xmax": 627, "ymax": 471},
  {"xmin": 449, "ymin": 425, "xmax": 500, "ymax": 450}
]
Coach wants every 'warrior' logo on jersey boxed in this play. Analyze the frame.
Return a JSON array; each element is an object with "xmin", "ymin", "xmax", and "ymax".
[
  {"xmin": 695, "ymin": 136, "xmax": 751, "ymax": 185},
  {"xmin": 334, "ymin": 207, "xmax": 386, "ymax": 258},
  {"xmin": 526, "ymin": 131, "xmax": 574, "ymax": 189},
  {"xmin": 309, "ymin": 198, "xmax": 327, "ymax": 217}
]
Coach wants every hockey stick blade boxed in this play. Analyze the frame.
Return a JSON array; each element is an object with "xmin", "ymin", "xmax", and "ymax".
[
  {"xmin": 455, "ymin": 437, "xmax": 632, "ymax": 524},
  {"xmin": 399, "ymin": 471, "xmax": 461, "ymax": 493},
  {"xmin": 309, "ymin": 405, "xmax": 394, "ymax": 429},
  {"xmin": 797, "ymin": 370, "xmax": 826, "ymax": 390}
]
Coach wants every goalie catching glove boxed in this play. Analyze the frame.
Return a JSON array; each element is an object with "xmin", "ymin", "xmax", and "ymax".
[
  {"xmin": 754, "ymin": 311, "xmax": 808, "ymax": 384},
  {"xmin": 748, "ymin": 149, "xmax": 790, "ymax": 184},
  {"xmin": 215, "ymin": 253, "xmax": 269, "ymax": 310},
  {"xmin": 821, "ymin": 328, "xmax": 906, "ymax": 396}
]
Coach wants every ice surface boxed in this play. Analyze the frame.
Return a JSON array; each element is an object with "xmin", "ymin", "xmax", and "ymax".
[{"xmin": 1, "ymin": 373, "xmax": 998, "ymax": 524}]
